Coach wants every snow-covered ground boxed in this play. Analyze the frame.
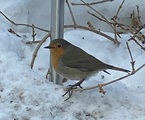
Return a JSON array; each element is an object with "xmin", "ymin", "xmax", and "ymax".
[{"xmin": 0, "ymin": 1, "xmax": 145, "ymax": 120}]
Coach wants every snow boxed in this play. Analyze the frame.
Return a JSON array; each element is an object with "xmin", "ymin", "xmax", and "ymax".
[{"xmin": 0, "ymin": 1, "xmax": 145, "ymax": 120}]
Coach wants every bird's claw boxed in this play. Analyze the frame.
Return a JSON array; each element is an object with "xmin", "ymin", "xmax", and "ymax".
[
  {"xmin": 62, "ymin": 84, "xmax": 83, "ymax": 101},
  {"xmin": 62, "ymin": 79, "xmax": 85, "ymax": 101}
]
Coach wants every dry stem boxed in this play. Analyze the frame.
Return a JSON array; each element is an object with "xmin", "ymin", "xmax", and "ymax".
[
  {"xmin": 0, "ymin": 9, "xmax": 119, "ymax": 44},
  {"xmin": 136, "ymin": 5, "xmax": 141, "ymax": 23},
  {"xmin": 25, "ymin": 40, "xmax": 41, "ymax": 44},
  {"xmin": 66, "ymin": 0, "xmax": 77, "ymax": 27},
  {"xmin": 30, "ymin": 33, "xmax": 50, "ymax": 69},
  {"xmin": 8, "ymin": 28, "xmax": 21, "ymax": 37},
  {"xmin": 115, "ymin": 0, "xmax": 125, "ymax": 17},
  {"xmin": 0, "ymin": 11, "xmax": 49, "ymax": 32},
  {"xmin": 81, "ymin": 0, "xmax": 120, "ymax": 44},
  {"xmin": 65, "ymin": 0, "xmax": 119, "ymax": 44},
  {"xmin": 64, "ymin": 24, "xmax": 116, "ymax": 43},
  {"xmin": 131, "ymin": 37, "xmax": 145, "ymax": 51},
  {"xmin": 126, "ymin": 42, "xmax": 135, "ymax": 71},
  {"xmin": 64, "ymin": 42, "xmax": 145, "ymax": 94},
  {"xmin": 111, "ymin": 0, "xmax": 126, "ymax": 41},
  {"xmin": 128, "ymin": 27, "xmax": 145, "ymax": 51},
  {"xmin": 45, "ymin": 68, "xmax": 51, "ymax": 79},
  {"xmin": 71, "ymin": 63, "xmax": 145, "ymax": 93},
  {"xmin": 71, "ymin": 0, "xmax": 114, "ymax": 6},
  {"xmin": 32, "ymin": 24, "xmax": 36, "ymax": 41}
]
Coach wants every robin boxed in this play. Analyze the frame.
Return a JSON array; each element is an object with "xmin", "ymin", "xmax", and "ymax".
[{"xmin": 45, "ymin": 38, "xmax": 130, "ymax": 100}]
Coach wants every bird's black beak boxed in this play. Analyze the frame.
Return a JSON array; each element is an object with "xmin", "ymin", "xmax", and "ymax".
[{"xmin": 44, "ymin": 46, "xmax": 53, "ymax": 49}]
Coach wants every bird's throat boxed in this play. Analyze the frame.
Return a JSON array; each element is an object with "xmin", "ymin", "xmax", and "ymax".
[{"xmin": 51, "ymin": 49, "xmax": 64, "ymax": 71}]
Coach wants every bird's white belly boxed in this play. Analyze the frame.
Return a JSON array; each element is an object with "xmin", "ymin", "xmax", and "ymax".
[{"xmin": 57, "ymin": 65, "xmax": 97, "ymax": 80}]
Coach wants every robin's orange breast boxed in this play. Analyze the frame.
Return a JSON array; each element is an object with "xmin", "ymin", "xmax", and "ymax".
[{"xmin": 50, "ymin": 47, "xmax": 64, "ymax": 72}]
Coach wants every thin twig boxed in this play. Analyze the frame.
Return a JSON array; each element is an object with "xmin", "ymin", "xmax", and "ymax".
[
  {"xmin": 70, "ymin": 63, "xmax": 145, "ymax": 92},
  {"xmin": 88, "ymin": 11, "xmax": 106, "ymax": 22},
  {"xmin": 81, "ymin": 0, "xmax": 119, "ymax": 44},
  {"xmin": 66, "ymin": 0, "xmax": 77, "ymax": 27},
  {"xmin": 136, "ymin": 5, "xmax": 141, "ymax": 22},
  {"xmin": 45, "ymin": 68, "xmax": 51, "ymax": 79},
  {"xmin": 81, "ymin": 0, "xmax": 113, "ymax": 29},
  {"xmin": 88, "ymin": 11, "xmax": 129, "ymax": 28},
  {"xmin": 1, "ymin": 10, "xmax": 118, "ymax": 44},
  {"xmin": 25, "ymin": 40, "xmax": 41, "ymax": 44},
  {"xmin": 115, "ymin": 0, "xmax": 125, "ymax": 17},
  {"xmin": 32, "ymin": 24, "xmax": 36, "ymax": 41},
  {"xmin": 111, "ymin": 0, "xmax": 126, "ymax": 41},
  {"xmin": 128, "ymin": 26, "xmax": 144, "ymax": 39},
  {"xmin": 131, "ymin": 37, "xmax": 145, "ymax": 51},
  {"xmin": 66, "ymin": 0, "xmax": 118, "ymax": 43},
  {"xmin": 71, "ymin": 0, "xmax": 114, "ymax": 6},
  {"xmin": 64, "ymin": 41, "xmax": 145, "ymax": 93},
  {"xmin": 112, "ymin": 17, "xmax": 121, "ymax": 39},
  {"xmin": 134, "ymin": 25, "xmax": 144, "ymax": 34},
  {"xmin": 8, "ymin": 28, "xmax": 21, "ymax": 37},
  {"xmin": 128, "ymin": 27, "xmax": 145, "ymax": 51},
  {"xmin": 0, "ymin": 11, "xmax": 49, "ymax": 32},
  {"xmin": 64, "ymin": 24, "xmax": 116, "ymax": 43},
  {"xmin": 30, "ymin": 33, "xmax": 50, "ymax": 69},
  {"xmin": 126, "ymin": 42, "xmax": 135, "ymax": 71}
]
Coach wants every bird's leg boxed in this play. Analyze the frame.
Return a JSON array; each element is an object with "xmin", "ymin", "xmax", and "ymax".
[{"xmin": 62, "ymin": 78, "xmax": 85, "ymax": 101}]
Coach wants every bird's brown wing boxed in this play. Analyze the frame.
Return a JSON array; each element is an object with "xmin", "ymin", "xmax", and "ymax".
[{"xmin": 61, "ymin": 46, "xmax": 108, "ymax": 72}]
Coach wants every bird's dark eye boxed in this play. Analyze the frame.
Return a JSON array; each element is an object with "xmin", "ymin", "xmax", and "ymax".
[{"xmin": 57, "ymin": 44, "xmax": 62, "ymax": 48}]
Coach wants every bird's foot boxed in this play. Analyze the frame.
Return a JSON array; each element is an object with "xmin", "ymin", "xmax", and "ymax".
[{"xmin": 62, "ymin": 79, "xmax": 85, "ymax": 101}]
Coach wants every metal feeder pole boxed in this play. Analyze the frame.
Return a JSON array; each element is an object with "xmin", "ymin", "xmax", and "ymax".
[{"xmin": 50, "ymin": 0, "xmax": 65, "ymax": 84}]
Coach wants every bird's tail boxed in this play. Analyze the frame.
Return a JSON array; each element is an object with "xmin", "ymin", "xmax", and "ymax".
[{"xmin": 107, "ymin": 65, "xmax": 130, "ymax": 73}]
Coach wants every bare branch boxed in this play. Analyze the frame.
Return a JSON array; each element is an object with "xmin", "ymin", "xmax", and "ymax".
[
  {"xmin": 30, "ymin": 33, "xmax": 50, "ymax": 69},
  {"xmin": 88, "ymin": 11, "xmax": 129, "ymax": 29},
  {"xmin": 131, "ymin": 37, "xmax": 145, "ymax": 51},
  {"xmin": 111, "ymin": 17, "xmax": 121, "ymax": 39},
  {"xmin": 70, "ymin": 62, "xmax": 145, "ymax": 92},
  {"xmin": 71, "ymin": 0, "xmax": 114, "ymax": 6},
  {"xmin": 64, "ymin": 24, "xmax": 117, "ymax": 44},
  {"xmin": 136, "ymin": 5, "xmax": 141, "ymax": 22},
  {"xmin": 64, "ymin": 40, "xmax": 145, "ymax": 95},
  {"xmin": 0, "ymin": 11, "xmax": 49, "ymax": 32},
  {"xmin": 46, "ymin": 68, "xmax": 51, "ymax": 79},
  {"xmin": 128, "ymin": 27, "xmax": 145, "ymax": 51},
  {"xmin": 8, "ymin": 28, "xmax": 21, "ymax": 37},
  {"xmin": 32, "ymin": 24, "xmax": 36, "ymax": 41},
  {"xmin": 87, "ymin": 11, "xmax": 106, "ymax": 22},
  {"xmin": 81, "ymin": 0, "xmax": 112, "ymax": 28},
  {"xmin": 126, "ymin": 42, "xmax": 135, "ymax": 71},
  {"xmin": 25, "ymin": 40, "xmax": 41, "ymax": 44},
  {"xmin": 80, "ymin": 0, "xmax": 120, "ymax": 44},
  {"xmin": 110, "ymin": 0, "xmax": 126, "ymax": 41},
  {"xmin": 66, "ymin": 0, "xmax": 77, "ymax": 27},
  {"xmin": 115, "ymin": 0, "xmax": 126, "ymax": 17}
]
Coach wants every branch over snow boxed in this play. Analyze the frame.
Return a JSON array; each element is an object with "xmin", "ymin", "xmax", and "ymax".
[
  {"xmin": 64, "ymin": 42, "xmax": 145, "ymax": 96},
  {"xmin": 30, "ymin": 33, "xmax": 50, "ymax": 69},
  {"xmin": 0, "ymin": 11, "xmax": 49, "ymax": 32},
  {"xmin": 71, "ymin": 0, "xmax": 114, "ymax": 6}
]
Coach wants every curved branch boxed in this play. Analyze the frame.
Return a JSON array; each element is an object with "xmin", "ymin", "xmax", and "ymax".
[
  {"xmin": 64, "ymin": 24, "xmax": 119, "ymax": 44},
  {"xmin": 70, "ymin": 63, "xmax": 145, "ymax": 92},
  {"xmin": 30, "ymin": 33, "xmax": 50, "ymax": 69},
  {"xmin": 71, "ymin": 0, "xmax": 114, "ymax": 6},
  {"xmin": 0, "ymin": 11, "xmax": 50, "ymax": 32}
]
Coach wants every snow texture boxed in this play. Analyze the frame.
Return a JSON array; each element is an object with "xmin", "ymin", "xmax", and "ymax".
[{"xmin": 0, "ymin": 0, "xmax": 145, "ymax": 120}]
